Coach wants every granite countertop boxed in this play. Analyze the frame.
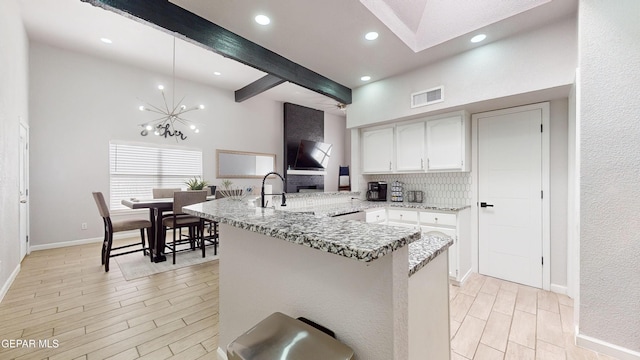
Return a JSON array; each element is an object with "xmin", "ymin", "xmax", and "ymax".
[
  {"xmin": 278, "ymin": 200, "xmax": 469, "ymax": 217},
  {"xmin": 408, "ymin": 234, "xmax": 454, "ymax": 277},
  {"xmin": 183, "ymin": 199, "xmax": 421, "ymax": 263}
]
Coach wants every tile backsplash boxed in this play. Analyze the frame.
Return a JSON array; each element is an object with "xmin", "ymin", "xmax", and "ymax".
[{"xmin": 363, "ymin": 172, "xmax": 471, "ymax": 206}]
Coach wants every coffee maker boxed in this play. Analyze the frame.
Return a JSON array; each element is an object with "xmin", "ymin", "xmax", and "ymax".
[{"xmin": 366, "ymin": 181, "xmax": 388, "ymax": 201}]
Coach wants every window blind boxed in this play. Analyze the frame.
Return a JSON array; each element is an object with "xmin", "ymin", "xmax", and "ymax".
[{"xmin": 109, "ymin": 142, "xmax": 203, "ymax": 210}]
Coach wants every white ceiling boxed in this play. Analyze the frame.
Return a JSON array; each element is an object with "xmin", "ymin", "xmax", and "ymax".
[{"xmin": 18, "ymin": 0, "xmax": 577, "ymax": 116}]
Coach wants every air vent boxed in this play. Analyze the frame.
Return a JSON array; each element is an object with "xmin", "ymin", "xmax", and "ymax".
[{"xmin": 411, "ymin": 86, "xmax": 444, "ymax": 108}]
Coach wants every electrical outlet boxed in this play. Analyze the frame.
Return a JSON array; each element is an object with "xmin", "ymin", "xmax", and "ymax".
[{"xmin": 81, "ymin": 223, "xmax": 88, "ymax": 230}]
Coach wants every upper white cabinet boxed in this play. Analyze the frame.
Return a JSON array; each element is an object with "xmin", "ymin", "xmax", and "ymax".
[
  {"xmin": 360, "ymin": 110, "xmax": 470, "ymax": 174},
  {"xmin": 362, "ymin": 127, "xmax": 394, "ymax": 173},
  {"xmin": 396, "ymin": 122, "xmax": 425, "ymax": 171},
  {"xmin": 425, "ymin": 112, "xmax": 470, "ymax": 171}
]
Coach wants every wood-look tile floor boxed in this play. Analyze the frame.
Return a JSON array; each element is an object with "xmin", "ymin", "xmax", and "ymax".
[
  {"xmin": 0, "ymin": 239, "xmax": 619, "ymax": 360},
  {"xmin": 450, "ymin": 273, "xmax": 618, "ymax": 360},
  {"xmin": 0, "ymin": 239, "xmax": 218, "ymax": 360}
]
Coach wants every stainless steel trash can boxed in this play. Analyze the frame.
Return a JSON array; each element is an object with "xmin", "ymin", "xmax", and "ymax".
[{"xmin": 227, "ymin": 312, "xmax": 355, "ymax": 360}]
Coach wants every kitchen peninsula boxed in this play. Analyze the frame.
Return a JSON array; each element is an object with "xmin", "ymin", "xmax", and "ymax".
[{"xmin": 184, "ymin": 194, "xmax": 454, "ymax": 360}]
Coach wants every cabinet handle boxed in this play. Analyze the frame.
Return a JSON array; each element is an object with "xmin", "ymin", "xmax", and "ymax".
[
  {"xmin": 389, "ymin": 161, "xmax": 392, "ymax": 170},
  {"xmin": 421, "ymin": 158, "xmax": 424, "ymax": 169}
]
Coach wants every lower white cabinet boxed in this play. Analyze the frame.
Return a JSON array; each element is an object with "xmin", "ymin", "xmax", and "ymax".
[
  {"xmin": 367, "ymin": 207, "xmax": 471, "ymax": 285},
  {"xmin": 365, "ymin": 208, "xmax": 387, "ymax": 224},
  {"xmin": 420, "ymin": 208, "xmax": 471, "ymax": 285}
]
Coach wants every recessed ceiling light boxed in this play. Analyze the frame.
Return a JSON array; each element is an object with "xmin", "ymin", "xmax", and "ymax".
[
  {"xmin": 365, "ymin": 32, "xmax": 379, "ymax": 41},
  {"xmin": 255, "ymin": 14, "xmax": 271, "ymax": 25},
  {"xmin": 470, "ymin": 34, "xmax": 487, "ymax": 43},
  {"xmin": 214, "ymin": 72, "xmax": 221, "ymax": 76},
  {"xmin": 100, "ymin": 38, "xmax": 112, "ymax": 44},
  {"xmin": 361, "ymin": 76, "xmax": 371, "ymax": 81}
]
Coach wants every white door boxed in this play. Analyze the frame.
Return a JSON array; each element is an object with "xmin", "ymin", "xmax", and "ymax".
[
  {"xmin": 19, "ymin": 122, "xmax": 29, "ymax": 260},
  {"xmin": 477, "ymin": 107, "xmax": 543, "ymax": 288}
]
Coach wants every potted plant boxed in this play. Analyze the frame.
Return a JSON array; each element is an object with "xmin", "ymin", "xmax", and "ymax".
[{"xmin": 184, "ymin": 176, "xmax": 208, "ymax": 190}]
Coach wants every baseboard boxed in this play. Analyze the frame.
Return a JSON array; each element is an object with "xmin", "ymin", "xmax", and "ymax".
[
  {"xmin": 0, "ymin": 263, "xmax": 21, "ymax": 304},
  {"xmin": 550, "ymin": 283, "xmax": 568, "ymax": 295},
  {"xmin": 29, "ymin": 231, "xmax": 139, "ymax": 252},
  {"xmin": 217, "ymin": 347, "xmax": 228, "ymax": 360},
  {"xmin": 453, "ymin": 268, "xmax": 473, "ymax": 286},
  {"xmin": 576, "ymin": 332, "xmax": 640, "ymax": 360}
]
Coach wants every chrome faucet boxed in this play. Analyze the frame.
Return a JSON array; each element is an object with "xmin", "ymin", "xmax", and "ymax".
[{"xmin": 261, "ymin": 171, "xmax": 287, "ymax": 208}]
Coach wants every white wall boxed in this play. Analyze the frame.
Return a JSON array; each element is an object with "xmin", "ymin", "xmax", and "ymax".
[
  {"xmin": 549, "ymin": 99, "xmax": 569, "ymax": 291},
  {"xmin": 0, "ymin": 0, "xmax": 29, "ymax": 301},
  {"xmin": 324, "ymin": 112, "xmax": 347, "ymax": 191},
  {"xmin": 578, "ymin": 0, "xmax": 640, "ymax": 354},
  {"xmin": 28, "ymin": 43, "xmax": 288, "ymax": 247},
  {"xmin": 347, "ymin": 17, "xmax": 577, "ymax": 128}
]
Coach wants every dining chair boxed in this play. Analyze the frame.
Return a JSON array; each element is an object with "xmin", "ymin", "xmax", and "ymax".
[
  {"xmin": 152, "ymin": 188, "xmax": 181, "ymax": 199},
  {"xmin": 162, "ymin": 190, "xmax": 207, "ymax": 264},
  {"xmin": 338, "ymin": 165, "xmax": 350, "ymax": 191},
  {"xmin": 92, "ymin": 192, "xmax": 152, "ymax": 272}
]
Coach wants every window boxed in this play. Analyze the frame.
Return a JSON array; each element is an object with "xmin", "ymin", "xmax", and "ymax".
[{"xmin": 109, "ymin": 141, "xmax": 203, "ymax": 210}]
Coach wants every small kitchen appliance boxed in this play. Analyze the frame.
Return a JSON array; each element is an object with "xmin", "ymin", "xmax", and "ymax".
[
  {"xmin": 366, "ymin": 182, "xmax": 387, "ymax": 201},
  {"xmin": 390, "ymin": 181, "xmax": 404, "ymax": 202},
  {"xmin": 407, "ymin": 190, "xmax": 424, "ymax": 203}
]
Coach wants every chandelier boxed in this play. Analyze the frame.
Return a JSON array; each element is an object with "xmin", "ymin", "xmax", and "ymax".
[{"xmin": 138, "ymin": 37, "xmax": 204, "ymax": 141}]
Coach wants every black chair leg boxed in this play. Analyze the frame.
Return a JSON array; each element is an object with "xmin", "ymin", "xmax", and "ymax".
[
  {"xmin": 104, "ymin": 232, "xmax": 113, "ymax": 272},
  {"xmin": 173, "ymin": 226, "xmax": 177, "ymax": 265},
  {"xmin": 140, "ymin": 228, "xmax": 146, "ymax": 256},
  {"xmin": 201, "ymin": 219, "xmax": 205, "ymax": 258},
  {"xmin": 101, "ymin": 231, "xmax": 107, "ymax": 265}
]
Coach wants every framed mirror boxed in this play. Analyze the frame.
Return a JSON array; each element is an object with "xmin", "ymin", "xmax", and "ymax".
[{"xmin": 216, "ymin": 149, "xmax": 276, "ymax": 179}]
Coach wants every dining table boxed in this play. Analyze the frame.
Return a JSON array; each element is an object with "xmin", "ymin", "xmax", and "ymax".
[{"xmin": 121, "ymin": 195, "xmax": 215, "ymax": 262}]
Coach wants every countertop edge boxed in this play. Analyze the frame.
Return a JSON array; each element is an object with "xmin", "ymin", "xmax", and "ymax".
[{"xmin": 408, "ymin": 234, "xmax": 454, "ymax": 277}]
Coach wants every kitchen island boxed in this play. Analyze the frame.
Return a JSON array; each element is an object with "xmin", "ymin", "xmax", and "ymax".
[{"xmin": 184, "ymin": 197, "xmax": 453, "ymax": 360}]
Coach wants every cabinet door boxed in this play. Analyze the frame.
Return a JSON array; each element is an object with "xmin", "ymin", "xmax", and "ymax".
[
  {"xmin": 421, "ymin": 226, "xmax": 457, "ymax": 279},
  {"xmin": 426, "ymin": 115, "xmax": 464, "ymax": 171},
  {"xmin": 396, "ymin": 122, "xmax": 425, "ymax": 171},
  {"xmin": 362, "ymin": 127, "xmax": 394, "ymax": 173},
  {"xmin": 365, "ymin": 209, "xmax": 387, "ymax": 223}
]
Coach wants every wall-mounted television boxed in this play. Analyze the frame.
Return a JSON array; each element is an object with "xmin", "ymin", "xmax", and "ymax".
[{"xmin": 294, "ymin": 140, "xmax": 333, "ymax": 170}]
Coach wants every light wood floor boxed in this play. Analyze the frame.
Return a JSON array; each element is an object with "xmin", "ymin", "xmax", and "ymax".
[
  {"xmin": 0, "ymin": 239, "xmax": 217, "ymax": 360},
  {"xmin": 450, "ymin": 273, "xmax": 617, "ymax": 360},
  {"xmin": 0, "ymin": 239, "xmax": 618, "ymax": 360}
]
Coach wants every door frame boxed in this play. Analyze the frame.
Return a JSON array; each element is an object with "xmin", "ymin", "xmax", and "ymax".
[
  {"xmin": 471, "ymin": 102, "xmax": 550, "ymax": 290},
  {"xmin": 19, "ymin": 120, "xmax": 30, "ymax": 260}
]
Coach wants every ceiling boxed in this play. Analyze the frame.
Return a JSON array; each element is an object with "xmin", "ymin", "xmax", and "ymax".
[{"xmin": 17, "ymin": 0, "xmax": 577, "ymax": 116}]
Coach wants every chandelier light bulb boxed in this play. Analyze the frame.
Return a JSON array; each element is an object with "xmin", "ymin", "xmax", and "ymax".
[
  {"xmin": 154, "ymin": 130, "xmax": 160, "ymax": 136},
  {"xmin": 190, "ymin": 124, "xmax": 196, "ymax": 130},
  {"xmin": 199, "ymin": 105, "xmax": 205, "ymax": 109},
  {"xmin": 139, "ymin": 105, "xmax": 145, "ymax": 111},
  {"xmin": 145, "ymin": 124, "xmax": 153, "ymax": 131},
  {"xmin": 194, "ymin": 129, "xmax": 200, "ymax": 133},
  {"xmin": 157, "ymin": 85, "xmax": 164, "ymax": 90},
  {"xmin": 181, "ymin": 105, "xmax": 187, "ymax": 110}
]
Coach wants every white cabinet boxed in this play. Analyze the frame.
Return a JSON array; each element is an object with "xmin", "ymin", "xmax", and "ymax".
[
  {"xmin": 395, "ymin": 122, "xmax": 425, "ymax": 171},
  {"xmin": 368, "ymin": 206, "xmax": 471, "ymax": 285},
  {"xmin": 419, "ymin": 208, "xmax": 471, "ymax": 285},
  {"xmin": 359, "ymin": 110, "xmax": 470, "ymax": 174},
  {"xmin": 362, "ymin": 127, "xmax": 394, "ymax": 173},
  {"xmin": 365, "ymin": 208, "xmax": 387, "ymax": 224},
  {"xmin": 387, "ymin": 209, "xmax": 419, "ymax": 229},
  {"xmin": 425, "ymin": 112, "xmax": 471, "ymax": 171}
]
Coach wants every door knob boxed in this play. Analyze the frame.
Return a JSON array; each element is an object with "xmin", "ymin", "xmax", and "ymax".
[{"xmin": 480, "ymin": 202, "xmax": 494, "ymax": 208}]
